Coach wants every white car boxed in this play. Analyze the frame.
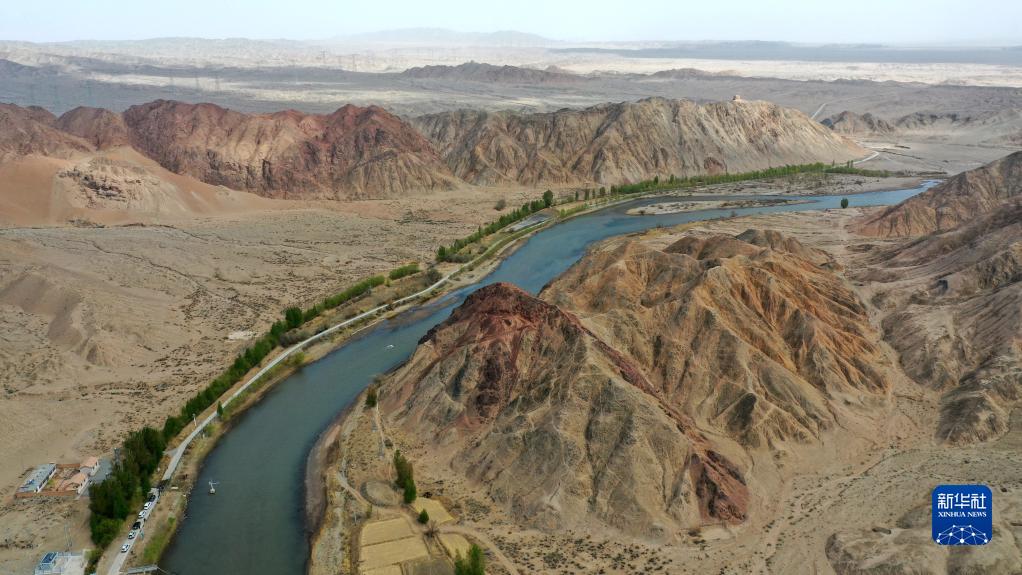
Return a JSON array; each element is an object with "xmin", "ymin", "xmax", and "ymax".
[
  {"xmin": 143, "ymin": 501, "xmax": 152, "ymax": 510},
  {"xmin": 138, "ymin": 510, "xmax": 146, "ymax": 519},
  {"xmin": 120, "ymin": 544, "xmax": 130, "ymax": 553},
  {"xmin": 128, "ymin": 530, "xmax": 137, "ymax": 540}
]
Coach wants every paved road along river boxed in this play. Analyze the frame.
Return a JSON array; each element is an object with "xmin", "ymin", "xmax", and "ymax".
[{"xmin": 162, "ymin": 184, "xmax": 934, "ymax": 574}]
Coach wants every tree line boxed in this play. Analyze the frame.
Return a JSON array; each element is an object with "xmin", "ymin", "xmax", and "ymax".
[
  {"xmin": 88, "ymin": 261, "xmax": 423, "ymax": 551},
  {"xmin": 88, "ymin": 427, "xmax": 165, "ymax": 547},
  {"xmin": 436, "ymin": 191, "xmax": 554, "ymax": 263},
  {"xmin": 607, "ymin": 162, "xmax": 891, "ymax": 196}
]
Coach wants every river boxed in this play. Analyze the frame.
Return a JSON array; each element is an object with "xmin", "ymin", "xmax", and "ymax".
[{"xmin": 162, "ymin": 183, "xmax": 934, "ymax": 574}]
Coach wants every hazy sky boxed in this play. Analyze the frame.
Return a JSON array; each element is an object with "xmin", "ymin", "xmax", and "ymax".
[{"xmin": 2, "ymin": 0, "xmax": 1020, "ymax": 45}]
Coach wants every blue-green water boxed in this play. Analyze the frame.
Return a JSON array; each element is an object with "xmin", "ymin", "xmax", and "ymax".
[{"xmin": 162, "ymin": 183, "xmax": 934, "ymax": 574}]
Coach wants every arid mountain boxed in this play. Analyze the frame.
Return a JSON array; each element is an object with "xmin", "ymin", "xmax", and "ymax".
[
  {"xmin": 821, "ymin": 110, "xmax": 895, "ymax": 135},
  {"xmin": 544, "ymin": 231, "xmax": 889, "ymax": 447},
  {"xmin": 56, "ymin": 106, "xmax": 129, "ymax": 149},
  {"xmin": 859, "ymin": 200, "xmax": 1022, "ymax": 444},
  {"xmin": 379, "ymin": 230, "xmax": 890, "ymax": 537},
  {"xmin": 858, "ymin": 150, "xmax": 1022, "ymax": 236},
  {"xmin": 413, "ymin": 98, "xmax": 867, "ymax": 186},
  {"xmin": 381, "ymin": 282, "xmax": 749, "ymax": 537},
  {"xmin": 2, "ymin": 97, "xmax": 867, "ymax": 203},
  {"xmin": 122, "ymin": 100, "xmax": 455, "ymax": 200},
  {"xmin": 0, "ymin": 103, "xmax": 90, "ymax": 163},
  {"xmin": 400, "ymin": 61, "xmax": 578, "ymax": 83}
]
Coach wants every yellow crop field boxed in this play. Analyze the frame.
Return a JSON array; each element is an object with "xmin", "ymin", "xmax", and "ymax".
[
  {"xmin": 411, "ymin": 498, "xmax": 454, "ymax": 524},
  {"xmin": 361, "ymin": 517, "xmax": 415, "ymax": 546},
  {"xmin": 438, "ymin": 533, "xmax": 472, "ymax": 559}
]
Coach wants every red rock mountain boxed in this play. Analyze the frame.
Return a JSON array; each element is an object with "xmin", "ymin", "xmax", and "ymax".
[
  {"xmin": 56, "ymin": 106, "xmax": 130, "ymax": 149},
  {"xmin": 858, "ymin": 150, "xmax": 1022, "ymax": 237},
  {"xmin": 0, "ymin": 103, "xmax": 91, "ymax": 162},
  {"xmin": 412, "ymin": 97, "xmax": 867, "ymax": 186},
  {"xmin": 379, "ymin": 231, "xmax": 890, "ymax": 536},
  {"xmin": 122, "ymin": 100, "xmax": 456, "ymax": 200}
]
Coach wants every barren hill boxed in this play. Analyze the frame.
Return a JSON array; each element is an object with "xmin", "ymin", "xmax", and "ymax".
[
  {"xmin": 379, "ymin": 230, "xmax": 890, "ymax": 536},
  {"xmin": 122, "ymin": 100, "xmax": 456, "ymax": 200},
  {"xmin": 0, "ymin": 103, "xmax": 91, "ymax": 163},
  {"xmin": 56, "ymin": 106, "xmax": 129, "ymax": 149},
  {"xmin": 400, "ymin": 61, "xmax": 578, "ymax": 83},
  {"xmin": 821, "ymin": 110, "xmax": 895, "ymax": 135},
  {"xmin": 858, "ymin": 150, "xmax": 1022, "ymax": 236},
  {"xmin": 859, "ymin": 200, "xmax": 1022, "ymax": 444},
  {"xmin": 413, "ymin": 97, "xmax": 867, "ymax": 186}
]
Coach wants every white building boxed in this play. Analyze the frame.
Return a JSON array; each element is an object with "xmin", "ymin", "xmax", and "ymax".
[
  {"xmin": 17, "ymin": 463, "xmax": 56, "ymax": 495},
  {"xmin": 34, "ymin": 551, "xmax": 85, "ymax": 575}
]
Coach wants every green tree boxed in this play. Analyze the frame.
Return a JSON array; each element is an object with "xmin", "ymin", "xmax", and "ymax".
[
  {"xmin": 542, "ymin": 189, "xmax": 554, "ymax": 208},
  {"xmin": 403, "ymin": 478, "xmax": 417, "ymax": 504},
  {"xmin": 454, "ymin": 544, "xmax": 486, "ymax": 575},
  {"xmin": 840, "ymin": 198, "xmax": 850, "ymax": 208},
  {"xmin": 284, "ymin": 306, "xmax": 304, "ymax": 329},
  {"xmin": 418, "ymin": 508, "xmax": 430, "ymax": 524},
  {"xmin": 365, "ymin": 386, "xmax": 378, "ymax": 408},
  {"xmin": 393, "ymin": 450, "xmax": 414, "ymax": 489},
  {"xmin": 216, "ymin": 402, "xmax": 224, "ymax": 418}
]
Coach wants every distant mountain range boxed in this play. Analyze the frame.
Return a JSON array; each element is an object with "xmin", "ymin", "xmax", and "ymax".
[{"xmin": 0, "ymin": 96, "xmax": 864, "ymax": 202}]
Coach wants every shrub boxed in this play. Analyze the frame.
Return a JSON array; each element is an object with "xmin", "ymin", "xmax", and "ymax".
[
  {"xmin": 418, "ymin": 509, "xmax": 430, "ymax": 524},
  {"xmin": 389, "ymin": 263, "xmax": 420, "ymax": 281},
  {"xmin": 365, "ymin": 386, "xmax": 378, "ymax": 408},
  {"xmin": 494, "ymin": 198, "xmax": 507, "ymax": 210},
  {"xmin": 454, "ymin": 544, "xmax": 486, "ymax": 575},
  {"xmin": 393, "ymin": 450, "xmax": 414, "ymax": 489},
  {"xmin": 403, "ymin": 479, "xmax": 417, "ymax": 504},
  {"xmin": 841, "ymin": 197, "xmax": 850, "ymax": 208}
]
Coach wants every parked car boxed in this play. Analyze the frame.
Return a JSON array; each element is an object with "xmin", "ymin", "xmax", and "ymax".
[
  {"xmin": 120, "ymin": 544, "xmax": 130, "ymax": 553},
  {"xmin": 147, "ymin": 493, "xmax": 157, "ymax": 502},
  {"xmin": 137, "ymin": 510, "xmax": 146, "ymax": 519},
  {"xmin": 132, "ymin": 521, "xmax": 141, "ymax": 530},
  {"xmin": 128, "ymin": 530, "xmax": 136, "ymax": 540},
  {"xmin": 142, "ymin": 501, "xmax": 151, "ymax": 510}
]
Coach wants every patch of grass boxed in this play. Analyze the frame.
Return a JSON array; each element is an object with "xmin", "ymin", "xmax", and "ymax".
[{"xmin": 141, "ymin": 514, "xmax": 175, "ymax": 564}]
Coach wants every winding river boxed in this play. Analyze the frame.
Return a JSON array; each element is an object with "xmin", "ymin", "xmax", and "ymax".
[{"xmin": 162, "ymin": 183, "xmax": 934, "ymax": 574}]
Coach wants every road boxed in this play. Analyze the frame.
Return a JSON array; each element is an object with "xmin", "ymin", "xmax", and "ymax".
[
  {"xmin": 810, "ymin": 101, "xmax": 829, "ymax": 120},
  {"xmin": 110, "ymin": 218, "xmax": 555, "ymax": 574},
  {"xmin": 854, "ymin": 150, "xmax": 881, "ymax": 164}
]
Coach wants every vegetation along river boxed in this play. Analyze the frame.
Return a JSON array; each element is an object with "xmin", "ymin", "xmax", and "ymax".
[{"xmin": 162, "ymin": 183, "xmax": 935, "ymax": 574}]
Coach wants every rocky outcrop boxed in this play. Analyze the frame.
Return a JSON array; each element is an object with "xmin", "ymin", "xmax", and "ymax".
[
  {"xmin": 858, "ymin": 151, "xmax": 1022, "ymax": 237},
  {"xmin": 821, "ymin": 110, "xmax": 895, "ymax": 135},
  {"xmin": 412, "ymin": 97, "xmax": 867, "ymax": 187},
  {"xmin": 122, "ymin": 100, "xmax": 455, "ymax": 200}
]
